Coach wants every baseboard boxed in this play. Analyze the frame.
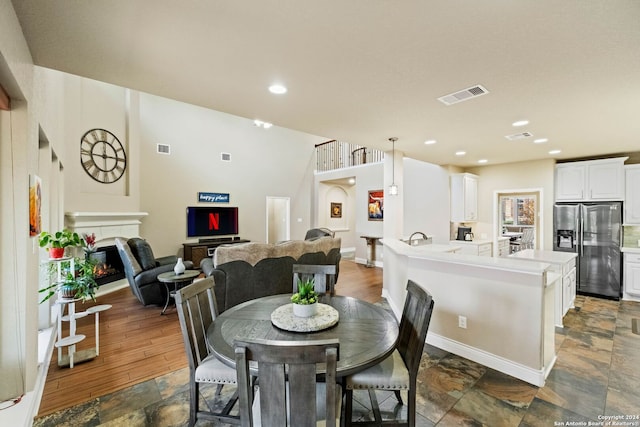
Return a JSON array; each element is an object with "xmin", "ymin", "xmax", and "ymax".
[{"xmin": 426, "ymin": 332, "xmax": 551, "ymax": 387}]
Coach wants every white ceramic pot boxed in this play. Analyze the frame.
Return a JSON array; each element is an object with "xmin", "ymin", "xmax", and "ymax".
[
  {"xmin": 174, "ymin": 257, "xmax": 186, "ymax": 275},
  {"xmin": 292, "ymin": 302, "xmax": 318, "ymax": 318}
]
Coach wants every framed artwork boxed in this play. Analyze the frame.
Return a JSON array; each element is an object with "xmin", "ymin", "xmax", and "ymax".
[
  {"xmin": 29, "ymin": 174, "xmax": 42, "ymax": 236},
  {"xmin": 368, "ymin": 190, "xmax": 384, "ymax": 221},
  {"xmin": 330, "ymin": 202, "xmax": 342, "ymax": 218}
]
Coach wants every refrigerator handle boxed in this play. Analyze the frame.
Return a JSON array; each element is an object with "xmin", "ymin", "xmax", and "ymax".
[{"xmin": 579, "ymin": 215, "xmax": 583, "ymax": 256}]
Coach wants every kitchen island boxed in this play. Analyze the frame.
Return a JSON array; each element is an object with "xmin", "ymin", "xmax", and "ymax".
[
  {"xmin": 382, "ymin": 239, "xmax": 557, "ymax": 386},
  {"xmin": 510, "ymin": 249, "xmax": 577, "ymax": 327}
]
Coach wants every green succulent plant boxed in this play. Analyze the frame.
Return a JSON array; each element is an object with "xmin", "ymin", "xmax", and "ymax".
[{"xmin": 291, "ymin": 278, "xmax": 318, "ymax": 305}]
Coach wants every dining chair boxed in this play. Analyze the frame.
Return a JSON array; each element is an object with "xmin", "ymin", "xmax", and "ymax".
[
  {"xmin": 292, "ymin": 264, "xmax": 337, "ymax": 295},
  {"xmin": 234, "ymin": 338, "xmax": 341, "ymax": 427},
  {"xmin": 511, "ymin": 227, "xmax": 535, "ymax": 252},
  {"xmin": 174, "ymin": 277, "xmax": 240, "ymax": 426},
  {"xmin": 344, "ymin": 280, "xmax": 434, "ymax": 427}
]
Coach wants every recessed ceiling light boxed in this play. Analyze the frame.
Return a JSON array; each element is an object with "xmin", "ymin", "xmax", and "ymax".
[
  {"xmin": 512, "ymin": 120, "xmax": 529, "ymax": 127},
  {"xmin": 533, "ymin": 138, "xmax": 548, "ymax": 144},
  {"xmin": 348, "ymin": 178, "xmax": 356, "ymax": 184},
  {"xmin": 478, "ymin": 159, "xmax": 488, "ymax": 164},
  {"xmin": 424, "ymin": 139, "xmax": 437, "ymax": 145},
  {"xmin": 549, "ymin": 149, "xmax": 561, "ymax": 155},
  {"xmin": 254, "ymin": 119, "xmax": 273, "ymax": 129},
  {"xmin": 268, "ymin": 84, "xmax": 287, "ymax": 94},
  {"xmin": 455, "ymin": 151, "xmax": 466, "ymax": 156}
]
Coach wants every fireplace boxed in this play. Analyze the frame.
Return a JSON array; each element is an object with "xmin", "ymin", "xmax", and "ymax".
[
  {"xmin": 65, "ymin": 212, "xmax": 148, "ymax": 291},
  {"xmin": 89, "ymin": 245, "xmax": 126, "ymax": 286}
]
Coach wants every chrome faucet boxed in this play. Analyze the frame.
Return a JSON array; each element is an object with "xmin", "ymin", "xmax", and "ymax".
[{"xmin": 409, "ymin": 232, "xmax": 428, "ymax": 245}]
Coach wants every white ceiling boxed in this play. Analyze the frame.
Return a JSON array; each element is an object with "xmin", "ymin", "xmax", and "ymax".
[{"xmin": 10, "ymin": 0, "xmax": 640, "ymax": 167}]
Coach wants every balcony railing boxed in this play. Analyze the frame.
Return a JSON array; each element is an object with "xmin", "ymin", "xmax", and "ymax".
[{"xmin": 315, "ymin": 140, "xmax": 385, "ymax": 172}]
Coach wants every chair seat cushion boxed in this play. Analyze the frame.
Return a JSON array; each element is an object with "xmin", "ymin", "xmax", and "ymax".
[
  {"xmin": 346, "ymin": 349, "xmax": 410, "ymax": 390},
  {"xmin": 194, "ymin": 353, "xmax": 237, "ymax": 384},
  {"xmin": 251, "ymin": 383, "xmax": 342, "ymax": 427}
]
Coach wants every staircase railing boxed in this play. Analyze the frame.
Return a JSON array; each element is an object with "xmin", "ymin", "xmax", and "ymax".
[{"xmin": 315, "ymin": 140, "xmax": 384, "ymax": 172}]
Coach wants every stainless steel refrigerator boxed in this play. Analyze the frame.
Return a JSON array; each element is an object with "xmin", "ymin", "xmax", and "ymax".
[{"xmin": 553, "ymin": 201, "xmax": 622, "ymax": 300}]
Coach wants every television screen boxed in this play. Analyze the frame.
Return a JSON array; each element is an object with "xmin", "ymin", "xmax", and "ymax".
[{"xmin": 186, "ymin": 206, "xmax": 239, "ymax": 237}]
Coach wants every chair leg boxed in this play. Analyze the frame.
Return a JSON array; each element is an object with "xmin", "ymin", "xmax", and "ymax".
[
  {"xmin": 369, "ymin": 389, "xmax": 382, "ymax": 424},
  {"xmin": 393, "ymin": 390, "xmax": 403, "ymax": 405},
  {"xmin": 215, "ymin": 383, "xmax": 224, "ymax": 396},
  {"xmin": 189, "ymin": 380, "xmax": 198, "ymax": 427},
  {"xmin": 407, "ymin": 386, "xmax": 416, "ymax": 427},
  {"xmin": 345, "ymin": 388, "xmax": 354, "ymax": 426}
]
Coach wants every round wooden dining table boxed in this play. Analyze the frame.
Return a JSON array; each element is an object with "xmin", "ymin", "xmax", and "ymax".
[{"xmin": 206, "ymin": 294, "xmax": 399, "ymax": 377}]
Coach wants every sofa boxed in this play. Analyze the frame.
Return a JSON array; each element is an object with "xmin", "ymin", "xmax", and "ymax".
[
  {"xmin": 116, "ymin": 237, "xmax": 194, "ymax": 306},
  {"xmin": 200, "ymin": 236, "xmax": 341, "ymax": 312}
]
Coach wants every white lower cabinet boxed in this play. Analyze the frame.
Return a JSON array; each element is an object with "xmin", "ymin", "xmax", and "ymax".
[
  {"xmin": 624, "ymin": 253, "xmax": 640, "ymax": 297},
  {"xmin": 497, "ymin": 237, "xmax": 510, "ymax": 257},
  {"xmin": 509, "ymin": 250, "xmax": 577, "ymax": 327},
  {"xmin": 450, "ymin": 241, "xmax": 492, "ymax": 257}
]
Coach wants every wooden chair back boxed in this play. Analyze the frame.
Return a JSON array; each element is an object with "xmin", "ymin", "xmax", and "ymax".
[
  {"xmin": 397, "ymin": 280, "xmax": 435, "ymax": 381},
  {"xmin": 234, "ymin": 338, "xmax": 340, "ymax": 427},
  {"xmin": 175, "ymin": 277, "xmax": 218, "ymax": 371},
  {"xmin": 292, "ymin": 264, "xmax": 337, "ymax": 295}
]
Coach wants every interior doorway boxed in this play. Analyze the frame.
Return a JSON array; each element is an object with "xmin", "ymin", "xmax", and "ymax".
[
  {"xmin": 266, "ymin": 196, "xmax": 290, "ymax": 243},
  {"xmin": 493, "ymin": 189, "xmax": 543, "ymax": 254}
]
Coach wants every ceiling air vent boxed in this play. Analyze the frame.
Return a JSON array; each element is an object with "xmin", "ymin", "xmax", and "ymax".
[
  {"xmin": 437, "ymin": 85, "xmax": 489, "ymax": 106},
  {"xmin": 157, "ymin": 144, "xmax": 170, "ymax": 155},
  {"xmin": 221, "ymin": 152, "xmax": 231, "ymax": 162},
  {"xmin": 505, "ymin": 132, "xmax": 533, "ymax": 141}
]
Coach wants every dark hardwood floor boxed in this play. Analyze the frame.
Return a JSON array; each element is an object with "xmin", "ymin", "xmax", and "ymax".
[{"xmin": 37, "ymin": 259, "xmax": 382, "ymax": 417}]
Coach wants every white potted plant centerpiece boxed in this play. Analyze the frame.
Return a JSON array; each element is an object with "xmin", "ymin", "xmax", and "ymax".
[{"xmin": 291, "ymin": 278, "xmax": 318, "ymax": 318}]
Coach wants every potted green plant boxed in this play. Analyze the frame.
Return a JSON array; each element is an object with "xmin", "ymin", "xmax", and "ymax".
[
  {"xmin": 38, "ymin": 229, "xmax": 84, "ymax": 259},
  {"xmin": 40, "ymin": 257, "xmax": 98, "ymax": 303},
  {"xmin": 291, "ymin": 278, "xmax": 318, "ymax": 317}
]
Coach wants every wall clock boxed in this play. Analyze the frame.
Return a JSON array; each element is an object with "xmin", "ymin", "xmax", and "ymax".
[{"xmin": 80, "ymin": 128, "xmax": 127, "ymax": 184}]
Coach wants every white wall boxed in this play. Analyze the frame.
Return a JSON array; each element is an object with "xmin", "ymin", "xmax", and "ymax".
[
  {"xmin": 137, "ymin": 93, "xmax": 324, "ymax": 256},
  {"xmin": 403, "ymin": 158, "xmax": 450, "ymax": 244},
  {"xmin": 315, "ymin": 163, "xmax": 384, "ymax": 262},
  {"xmin": 468, "ymin": 159, "xmax": 556, "ymax": 250}
]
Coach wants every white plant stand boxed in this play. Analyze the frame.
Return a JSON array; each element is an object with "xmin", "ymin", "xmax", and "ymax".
[{"xmin": 48, "ymin": 257, "xmax": 113, "ymax": 368}]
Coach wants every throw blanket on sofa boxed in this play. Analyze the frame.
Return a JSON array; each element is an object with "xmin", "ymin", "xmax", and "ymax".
[{"xmin": 202, "ymin": 237, "xmax": 341, "ymax": 312}]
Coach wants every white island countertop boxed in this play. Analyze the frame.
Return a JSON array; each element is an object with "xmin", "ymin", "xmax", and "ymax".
[
  {"xmin": 449, "ymin": 239, "xmax": 492, "ymax": 246},
  {"xmin": 621, "ymin": 247, "xmax": 640, "ymax": 254},
  {"xmin": 510, "ymin": 249, "xmax": 577, "ymax": 263}
]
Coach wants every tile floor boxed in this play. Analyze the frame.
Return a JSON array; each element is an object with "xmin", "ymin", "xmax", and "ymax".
[{"xmin": 33, "ymin": 295, "xmax": 640, "ymax": 426}]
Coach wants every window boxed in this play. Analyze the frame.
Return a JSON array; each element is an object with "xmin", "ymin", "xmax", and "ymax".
[{"xmin": 500, "ymin": 195, "xmax": 536, "ymax": 229}]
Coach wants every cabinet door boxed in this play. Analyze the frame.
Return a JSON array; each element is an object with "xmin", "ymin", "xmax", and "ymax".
[
  {"xmin": 588, "ymin": 160, "xmax": 625, "ymax": 200},
  {"xmin": 463, "ymin": 175, "xmax": 478, "ymax": 221},
  {"xmin": 625, "ymin": 257, "xmax": 640, "ymax": 297},
  {"xmin": 555, "ymin": 164, "xmax": 586, "ymax": 201},
  {"xmin": 563, "ymin": 267, "xmax": 576, "ymax": 315},
  {"xmin": 451, "ymin": 173, "xmax": 478, "ymax": 222},
  {"xmin": 625, "ymin": 166, "xmax": 640, "ymax": 224}
]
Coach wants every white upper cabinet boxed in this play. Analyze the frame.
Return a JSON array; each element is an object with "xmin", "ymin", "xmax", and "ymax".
[
  {"xmin": 451, "ymin": 173, "xmax": 478, "ymax": 222},
  {"xmin": 555, "ymin": 157, "xmax": 627, "ymax": 201},
  {"xmin": 625, "ymin": 165, "xmax": 640, "ymax": 224}
]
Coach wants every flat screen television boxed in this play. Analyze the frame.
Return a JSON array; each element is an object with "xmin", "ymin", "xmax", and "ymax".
[{"xmin": 186, "ymin": 206, "xmax": 239, "ymax": 238}]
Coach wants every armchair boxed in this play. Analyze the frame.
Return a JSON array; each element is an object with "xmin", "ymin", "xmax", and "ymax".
[{"xmin": 115, "ymin": 238, "xmax": 193, "ymax": 306}]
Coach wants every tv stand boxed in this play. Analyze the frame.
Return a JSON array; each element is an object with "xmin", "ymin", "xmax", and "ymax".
[{"xmin": 184, "ymin": 237, "xmax": 250, "ymax": 268}]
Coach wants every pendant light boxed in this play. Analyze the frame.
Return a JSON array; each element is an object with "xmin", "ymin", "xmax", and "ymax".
[{"xmin": 389, "ymin": 137, "xmax": 399, "ymax": 195}]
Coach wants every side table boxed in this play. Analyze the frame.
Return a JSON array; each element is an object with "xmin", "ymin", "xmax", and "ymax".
[
  {"xmin": 157, "ymin": 270, "xmax": 200, "ymax": 314},
  {"xmin": 360, "ymin": 236, "xmax": 381, "ymax": 267}
]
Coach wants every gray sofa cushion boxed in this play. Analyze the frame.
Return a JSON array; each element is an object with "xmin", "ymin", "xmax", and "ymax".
[
  {"xmin": 204, "ymin": 237, "xmax": 341, "ymax": 312},
  {"xmin": 128, "ymin": 238, "xmax": 157, "ymax": 270}
]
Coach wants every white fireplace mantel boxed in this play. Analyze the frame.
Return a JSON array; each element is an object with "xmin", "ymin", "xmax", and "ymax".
[{"xmin": 64, "ymin": 211, "xmax": 148, "ymax": 245}]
